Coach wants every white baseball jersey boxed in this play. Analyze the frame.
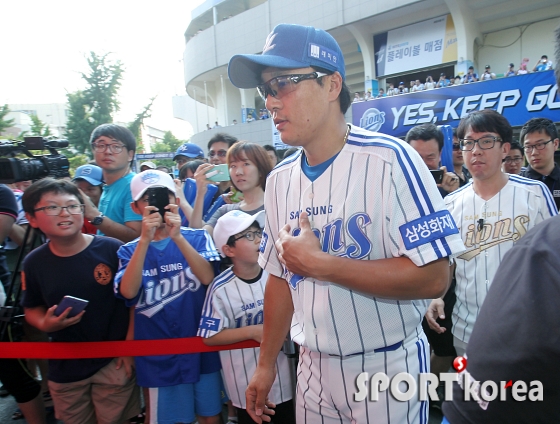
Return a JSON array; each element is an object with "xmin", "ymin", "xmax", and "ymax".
[
  {"xmin": 258, "ymin": 125, "xmax": 466, "ymax": 356},
  {"xmin": 445, "ymin": 174, "xmax": 557, "ymax": 344},
  {"xmin": 198, "ymin": 268, "xmax": 293, "ymax": 408}
]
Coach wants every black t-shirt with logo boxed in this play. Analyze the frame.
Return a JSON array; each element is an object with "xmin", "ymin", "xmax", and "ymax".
[
  {"xmin": 443, "ymin": 215, "xmax": 560, "ymax": 423},
  {"xmin": 22, "ymin": 236, "xmax": 129, "ymax": 383}
]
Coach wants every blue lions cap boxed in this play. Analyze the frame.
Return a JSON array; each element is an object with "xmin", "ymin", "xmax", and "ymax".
[
  {"xmin": 73, "ymin": 165, "xmax": 103, "ymax": 186},
  {"xmin": 173, "ymin": 143, "xmax": 205, "ymax": 161},
  {"xmin": 228, "ymin": 24, "xmax": 345, "ymax": 89}
]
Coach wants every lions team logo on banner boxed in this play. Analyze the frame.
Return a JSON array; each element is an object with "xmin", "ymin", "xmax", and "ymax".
[{"xmin": 360, "ymin": 108, "xmax": 386, "ymax": 132}]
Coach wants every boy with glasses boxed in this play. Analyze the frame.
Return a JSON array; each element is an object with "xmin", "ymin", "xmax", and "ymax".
[
  {"xmin": 426, "ymin": 110, "xmax": 557, "ymax": 358},
  {"xmin": 82, "ymin": 124, "xmax": 142, "ymax": 243},
  {"xmin": 520, "ymin": 118, "xmax": 560, "ymax": 211},
  {"xmin": 199, "ymin": 210, "xmax": 294, "ymax": 423},
  {"xmin": 21, "ymin": 179, "xmax": 140, "ymax": 424}
]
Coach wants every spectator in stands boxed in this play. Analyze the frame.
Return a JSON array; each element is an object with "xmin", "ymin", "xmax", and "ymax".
[
  {"xmin": 481, "ymin": 65, "xmax": 496, "ymax": 80},
  {"xmin": 232, "ymin": 119, "xmax": 238, "ymax": 125},
  {"xmin": 364, "ymin": 91, "xmax": 371, "ymax": 100},
  {"xmin": 405, "ymin": 124, "xmax": 460, "ymax": 196},
  {"xmin": 386, "ymin": 83, "xmax": 395, "ymax": 96},
  {"xmin": 425, "ymin": 75, "xmax": 436, "ymax": 89},
  {"xmin": 353, "ymin": 92, "xmax": 362, "ymax": 102},
  {"xmin": 263, "ymin": 144, "xmax": 278, "ymax": 167},
  {"xmin": 213, "ymin": 121, "xmax": 221, "ymax": 128},
  {"xmin": 520, "ymin": 118, "xmax": 560, "ymax": 210},
  {"xmin": 502, "ymin": 141, "xmax": 525, "ymax": 175},
  {"xmin": 139, "ymin": 161, "xmax": 156, "ymax": 172},
  {"xmin": 22, "ymin": 179, "xmax": 140, "ymax": 424},
  {"xmin": 437, "ymin": 73, "xmax": 450, "ymax": 87},
  {"xmin": 206, "ymin": 124, "xmax": 211, "ymax": 130},
  {"xmin": 463, "ymin": 66, "xmax": 478, "ymax": 83},
  {"xmin": 246, "ymin": 114, "xmax": 255, "ymax": 123},
  {"xmin": 398, "ymin": 81, "xmax": 408, "ymax": 94},
  {"xmin": 376, "ymin": 88, "xmax": 385, "ymax": 98},
  {"xmin": 533, "ymin": 54, "xmax": 553, "ymax": 72},
  {"xmin": 411, "ymin": 79, "xmax": 424, "ymax": 92},
  {"xmin": 454, "ymin": 75, "xmax": 463, "ymax": 85},
  {"xmin": 409, "ymin": 81, "xmax": 415, "ymax": 91},
  {"xmin": 517, "ymin": 58, "xmax": 530, "ymax": 75},
  {"xmin": 115, "ymin": 171, "xmax": 222, "ymax": 424},
  {"xmin": 505, "ymin": 63, "xmax": 516, "ymax": 77},
  {"xmin": 82, "ymin": 124, "xmax": 141, "ymax": 243}
]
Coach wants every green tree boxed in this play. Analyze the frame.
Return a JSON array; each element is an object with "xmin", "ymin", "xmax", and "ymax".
[
  {"xmin": 128, "ymin": 97, "xmax": 156, "ymax": 148},
  {"xmin": 0, "ymin": 104, "xmax": 15, "ymax": 135},
  {"xmin": 151, "ymin": 131, "xmax": 186, "ymax": 170},
  {"xmin": 67, "ymin": 153, "xmax": 90, "ymax": 176},
  {"xmin": 28, "ymin": 114, "xmax": 52, "ymax": 137},
  {"xmin": 65, "ymin": 52, "xmax": 124, "ymax": 156}
]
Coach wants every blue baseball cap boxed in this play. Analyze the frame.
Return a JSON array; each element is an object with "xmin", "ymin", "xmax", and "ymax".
[
  {"xmin": 228, "ymin": 24, "xmax": 345, "ymax": 89},
  {"xmin": 73, "ymin": 165, "xmax": 103, "ymax": 186},
  {"xmin": 173, "ymin": 143, "xmax": 205, "ymax": 161}
]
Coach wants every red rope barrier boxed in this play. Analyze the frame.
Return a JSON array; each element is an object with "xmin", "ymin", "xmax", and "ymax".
[{"xmin": 0, "ymin": 337, "xmax": 260, "ymax": 359}]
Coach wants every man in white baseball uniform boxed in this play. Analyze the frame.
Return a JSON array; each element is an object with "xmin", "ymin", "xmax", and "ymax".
[
  {"xmin": 426, "ymin": 109, "xmax": 557, "ymax": 357},
  {"xmin": 228, "ymin": 23, "xmax": 465, "ymax": 423}
]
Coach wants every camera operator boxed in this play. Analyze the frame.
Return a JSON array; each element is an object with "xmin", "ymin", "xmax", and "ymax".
[{"xmin": 0, "ymin": 184, "xmax": 46, "ymax": 424}]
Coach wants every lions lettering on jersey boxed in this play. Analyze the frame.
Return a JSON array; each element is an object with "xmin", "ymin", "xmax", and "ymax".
[
  {"xmin": 458, "ymin": 213, "xmax": 529, "ymax": 261},
  {"xmin": 136, "ymin": 264, "xmax": 202, "ymax": 318}
]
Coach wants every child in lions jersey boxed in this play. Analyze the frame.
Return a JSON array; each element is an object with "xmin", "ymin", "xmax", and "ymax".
[
  {"xmin": 198, "ymin": 210, "xmax": 294, "ymax": 424},
  {"xmin": 114, "ymin": 170, "xmax": 223, "ymax": 424}
]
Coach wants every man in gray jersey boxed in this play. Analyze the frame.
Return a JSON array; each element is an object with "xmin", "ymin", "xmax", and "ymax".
[{"xmin": 228, "ymin": 23, "xmax": 465, "ymax": 423}]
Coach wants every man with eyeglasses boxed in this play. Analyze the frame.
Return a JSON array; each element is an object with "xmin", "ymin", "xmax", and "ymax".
[
  {"xmin": 228, "ymin": 23, "xmax": 466, "ymax": 424},
  {"xmin": 502, "ymin": 141, "xmax": 525, "ymax": 175},
  {"xmin": 520, "ymin": 118, "xmax": 560, "ymax": 211},
  {"xmin": 82, "ymin": 124, "xmax": 142, "ymax": 243},
  {"xmin": 426, "ymin": 110, "xmax": 556, "ymax": 362}
]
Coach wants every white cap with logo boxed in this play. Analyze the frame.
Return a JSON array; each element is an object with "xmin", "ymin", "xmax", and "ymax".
[
  {"xmin": 213, "ymin": 210, "xmax": 265, "ymax": 257},
  {"xmin": 130, "ymin": 170, "xmax": 176, "ymax": 201}
]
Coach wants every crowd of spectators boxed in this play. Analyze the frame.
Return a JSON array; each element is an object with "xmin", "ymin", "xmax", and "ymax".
[{"xmin": 350, "ymin": 54, "xmax": 554, "ymax": 100}]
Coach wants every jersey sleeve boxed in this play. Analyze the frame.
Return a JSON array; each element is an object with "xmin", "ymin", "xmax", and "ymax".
[
  {"xmin": 387, "ymin": 145, "xmax": 466, "ymax": 266},
  {"xmin": 181, "ymin": 228, "xmax": 221, "ymax": 262},
  {"xmin": 113, "ymin": 243, "xmax": 142, "ymax": 306},
  {"xmin": 535, "ymin": 180, "xmax": 558, "ymax": 219},
  {"xmin": 198, "ymin": 282, "xmax": 229, "ymax": 338},
  {"xmin": 258, "ymin": 173, "xmax": 284, "ymax": 278}
]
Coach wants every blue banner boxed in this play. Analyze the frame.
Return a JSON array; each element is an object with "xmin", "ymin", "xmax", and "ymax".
[{"xmin": 353, "ymin": 70, "xmax": 559, "ymax": 138}]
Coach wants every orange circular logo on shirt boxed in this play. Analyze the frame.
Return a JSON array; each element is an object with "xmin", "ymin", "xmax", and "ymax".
[{"xmin": 94, "ymin": 263, "xmax": 113, "ymax": 285}]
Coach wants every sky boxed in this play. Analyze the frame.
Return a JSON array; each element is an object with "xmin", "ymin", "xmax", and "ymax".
[{"xmin": 1, "ymin": 0, "xmax": 205, "ymax": 140}]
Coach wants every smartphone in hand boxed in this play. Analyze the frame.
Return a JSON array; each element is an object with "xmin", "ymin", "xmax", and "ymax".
[
  {"xmin": 147, "ymin": 186, "xmax": 170, "ymax": 219},
  {"xmin": 430, "ymin": 169, "xmax": 444, "ymax": 184},
  {"xmin": 54, "ymin": 296, "xmax": 88, "ymax": 318},
  {"xmin": 205, "ymin": 164, "xmax": 230, "ymax": 182}
]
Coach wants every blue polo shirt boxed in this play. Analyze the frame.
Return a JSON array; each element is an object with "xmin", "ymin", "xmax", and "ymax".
[{"xmin": 97, "ymin": 173, "xmax": 141, "ymax": 235}]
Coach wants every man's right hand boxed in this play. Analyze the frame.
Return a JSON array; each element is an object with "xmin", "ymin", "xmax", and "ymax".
[
  {"xmin": 246, "ymin": 366, "xmax": 278, "ymax": 423},
  {"xmin": 425, "ymin": 298, "xmax": 446, "ymax": 333}
]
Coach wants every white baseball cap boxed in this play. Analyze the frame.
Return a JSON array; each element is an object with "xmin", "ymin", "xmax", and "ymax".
[
  {"xmin": 213, "ymin": 210, "xmax": 265, "ymax": 257},
  {"xmin": 140, "ymin": 161, "xmax": 156, "ymax": 170},
  {"xmin": 131, "ymin": 170, "xmax": 176, "ymax": 201}
]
